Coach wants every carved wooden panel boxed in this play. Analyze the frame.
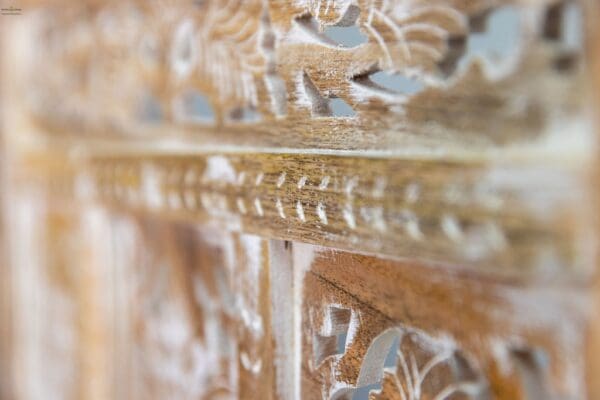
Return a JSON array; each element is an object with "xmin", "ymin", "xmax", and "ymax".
[
  {"xmin": 11, "ymin": 0, "xmax": 592, "ymax": 151},
  {"xmin": 125, "ymin": 222, "xmax": 276, "ymax": 399},
  {"xmin": 296, "ymin": 244, "xmax": 589, "ymax": 399},
  {"xmin": 1, "ymin": 0, "xmax": 600, "ymax": 399}
]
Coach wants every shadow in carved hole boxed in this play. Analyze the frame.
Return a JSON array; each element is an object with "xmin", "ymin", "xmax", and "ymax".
[
  {"xmin": 302, "ymin": 72, "xmax": 356, "ymax": 118},
  {"xmin": 137, "ymin": 92, "xmax": 164, "ymax": 123},
  {"xmin": 543, "ymin": 0, "xmax": 582, "ymax": 49},
  {"xmin": 351, "ymin": 69, "xmax": 425, "ymax": 99},
  {"xmin": 313, "ymin": 306, "xmax": 352, "ymax": 367},
  {"xmin": 510, "ymin": 347, "xmax": 553, "ymax": 400},
  {"xmin": 172, "ymin": 90, "xmax": 215, "ymax": 125},
  {"xmin": 331, "ymin": 328, "xmax": 488, "ymax": 400},
  {"xmin": 439, "ymin": 6, "xmax": 521, "ymax": 79},
  {"xmin": 226, "ymin": 106, "xmax": 262, "ymax": 124},
  {"xmin": 543, "ymin": 0, "xmax": 582, "ymax": 73}
]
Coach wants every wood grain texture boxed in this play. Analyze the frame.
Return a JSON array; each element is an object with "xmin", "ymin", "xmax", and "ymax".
[
  {"xmin": 16, "ymin": 149, "xmax": 594, "ymax": 281},
  {"xmin": 3, "ymin": 0, "xmax": 597, "ymax": 281},
  {"xmin": 296, "ymin": 244, "xmax": 592, "ymax": 399},
  {"xmin": 15, "ymin": 0, "xmax": 591, "ymax": 153},
  {"xmin": 1, "ymin": 0, "xmax": 600, "ymax": 399}
]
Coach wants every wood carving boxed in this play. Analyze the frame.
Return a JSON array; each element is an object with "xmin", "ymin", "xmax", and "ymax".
[
  {"xmin": 1, "ymin": 0, "xmax": 599, "ymax": 399},
  {"xmin": 299, "ymin": 244, "xmax": 590, "ymax": 399},
  {"xmin": 22, "ymin": 151, "xmax": 588, "ymax": 280},
  {"xmin": 126, "ymin": 223, "xmax": 276, "ymax": 399},
  {"xmin": 18, "ymin": 0, "xmax": 587, "ymax": 149}
]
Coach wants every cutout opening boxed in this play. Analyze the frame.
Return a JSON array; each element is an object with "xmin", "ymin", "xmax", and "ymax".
[
  {"xmin": 329, "ymin": 97, "xmax": 357, "ymax": 117},
  {"xmin": 544, "ymin": 0, "xmax": 583, "ymax": 45},
  {"xmin": 370, "ymin": 71, "xmax": 425, "ymax": 95},
  {"xmin": 511, "ymin": 347, "xmax": 552, "ymax": 400},
  {"xmin": 226, "ymin": 106, "xmax": 262, "ymax": 124},
  {"xmin": 465, "ymin": 7, "xmax": 521, "ymax": 66},
  {"xmin": 351, "ymin": 383, "xmax": 382, "ymax": 400},
  {"xmin": 173, "ymin": 90, "xmax": 215, "ymax": 124},
  {"xmin": 313, "ymin": 306, "xmax": 351, "ymax": 367},
  {"xmin": 137, "ymin": 92, "xmax": 164, "ymax": 123},
  {"xmin": 302, "ymin": 72, "xmax": 356, "ymax": 118},
  {"xmin": 351, "ymin": 68, "xmax": 426, "ymax": 99},
  {"xmin": 324, "ymin": 25, "xmax": 368, "ymax": 48},
  {"xmin": 543, "ymin": 1, "xmax": 582, "ymax": 73},
  {"xmin": 439, "ymin": 6, "xmax": 521, "ymax": 77},
  {"xmin": 294, "ymin": 10, "xmax": 367, "ymax": 48}
]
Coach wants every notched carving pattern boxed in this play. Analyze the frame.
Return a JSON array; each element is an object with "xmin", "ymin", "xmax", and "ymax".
[{"xmin": 37, "ymin": 152, "xmax": 584, "ymax": 279}]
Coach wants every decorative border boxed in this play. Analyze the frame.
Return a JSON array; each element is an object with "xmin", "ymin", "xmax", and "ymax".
[{"xmin": 24, "ymin": 151, "xmax": 591, "ymax": 280}]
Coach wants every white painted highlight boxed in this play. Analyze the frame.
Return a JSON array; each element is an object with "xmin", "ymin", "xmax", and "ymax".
[
  {"xmin": 319, "ymin": 175, "xmax": 330, "ymax": 190},
  {"xmin": 203, "ymin": 155, "xmax": 236, "ymax": 184},
  {"xmin": 241, "ymin": 352, "xmax": 262, "ymax": 374},
  {"xmin": 441, "ymin": 214, "xmax": 463, "ymax": 242},
  {"xmin": 344, "ymin": 176, "xmax": 359, "ymax": 196},
  {"xmin": 237, "ymin": 171, "xmax": 246, "ymax": 186},
  {"xmin": 254, "ymin": 197, "xmax": 264, "ymax": 216},
  {"xmin": 276, "ymin": 172, "xmax": 287, "ymax": 188},
  {"xmin": 292, "ymin": 243, "xmax": 317, "ymax": 400},
  {"xmin": 268, "ymin": 241, "xmax": 294, "ymax": 400},
  {"xmin": 343, "ymin": 203, "xmax": 356, "ymax": 229},
  {"xmin": 255, "ymin": 172, "xmax": 264, "ymax": 186},
  {"xmin": 237, "ymin": 197, "xmax": 247, "ymax": 214},
  {"xmin": 170, "ymin": 19, "xmax": 198, "ymax": 79},
  {"xmin": 296, "ymin": 201, "xmax": 306, "ymax": 222},
  {"xmin": 276, "ymin": 198, "xmax": 286, "ymax": 219},
  {"xmin": 360, "ymin": 206, "xmax": 386, "ymax": 232},
  {"xmin": 317, "ymin": 202, "xmax": 328, "ymax": 225},
  {"xmin": 400, "ymin": 209, "xmax": 423, "ymax": 240},
  {"xmin": 141, "ymin": 163, "xmax": 163, "ymax": 209},
  {"xmin": 297, "ymin": 176, "xmax": 307, "ymax": 189}
]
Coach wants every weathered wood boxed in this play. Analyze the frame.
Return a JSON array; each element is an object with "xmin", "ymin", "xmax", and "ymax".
[
  {"xmin": 17, "ymin": 0, "xmax": 591, "ymax": 152},
  {"xmin": 297, "ymin": 244, "xmax": 591, "ymax": 399},
  {"xmin": 16, "ymin": 149, "xmax": 594, "ymax": 281},
  {"xmin": 1, "ymin": 0, "xmax": 599, "ymax": 399}
]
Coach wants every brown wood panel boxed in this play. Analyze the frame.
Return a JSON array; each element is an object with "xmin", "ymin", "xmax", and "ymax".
[
  {"xmin": 0, "ymin": 0, "xmax": 599, "ymax": 399},
  {"xmin": 297, "ymin": 244, "xmax": 592, "ymax": 399}
]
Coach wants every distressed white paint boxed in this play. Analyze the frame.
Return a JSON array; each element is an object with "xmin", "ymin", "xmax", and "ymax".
[
  {"xmin": 317, "ymin": 201, "xmax": 328, "ymax": 225},
  {"xmin": 141, "ymin": 163, "xmax": 163, "ymax": 209},
  {"xmin": 203, "ymin": 155, "xmax": 237, "ymax": 184},
  {"xmin": 277, "ymin": 172, "xmax": 287, "ymax": 188},
  {"xmin": 296, "ymin": 201, "xmax": 306, "ymax": 222},
  {"xmin": 269, "ymin": 240, "xmax": 295, "ymax": 400},
  {"xmin": 276, "ymin": 198, "xmax": 286, "ymax": 218},
  {"xmin": 238, "ymin": 235, "xmax": 264, "ymax": 338},
  {"xmin": 293, "ymin": 243, "xmax": 317, "ymax": 400}
]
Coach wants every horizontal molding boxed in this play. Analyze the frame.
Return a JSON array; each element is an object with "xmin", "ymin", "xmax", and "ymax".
[{"xmin": 21, "ymin": 151, "xmax": 594, "ymax": 281}]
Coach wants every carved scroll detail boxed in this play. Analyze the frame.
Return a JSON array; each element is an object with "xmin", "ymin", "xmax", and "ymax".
[
  {"xmin": 326, "ymin": 327, "xmax": 488, "ymax": 400},
  {"xmin": 21, "ymin": 0, "xmax": 588, "ymax": 149}
]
